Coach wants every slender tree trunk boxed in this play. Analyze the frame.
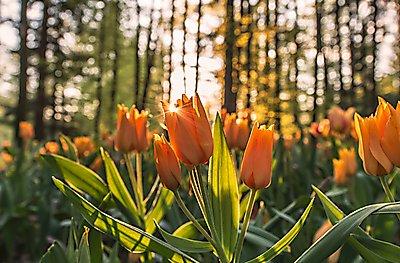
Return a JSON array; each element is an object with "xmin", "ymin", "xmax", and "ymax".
[
  {"xmin": 223, "ymin": 0, "xmax": 236, "ymax": 113},
  {"xmin": 313, "ymin": 0, "xmax": 322, "ymax": 122},
  {"xmin": 94, "ymin": 14, "xmax": 106, "ymax": 140},
  {"xmin": 110, "ymin": 0, "xmax": 120, "ymax": 126},
  {"xmin": 245, "ymin": 3, "xmax": 253, "ymax": 109},
  {"xmin": 134, "ymin": 3, "xmax": 141, "ymax": 104},
  {"xmin": 371, "ymin": 0, "xmax": 378, "ymax": 110},
  {"xmin": 194, "ymin": 0, "xmax": 202, "ymax": 93},
  {"xmin": 167, "ymin": 0, "xmax": 175, "ymax": 101},
  {"xmin": 15, "ymin": 0, "xmax": 29, "ymax": 145},
  {"xmin": 182, "ymin": 0, "xmax": 188, "ymax": 93},
  {"xmin": 335, "ymin": 0, "xmax": 343, "ymax": 97},
  {"xmin": 34, "ymin": 0, "xmax": 49, "ymax": 140},
  {"xmin": 274, "ymin": 0, "xmax": 282, "ymax": 131}
]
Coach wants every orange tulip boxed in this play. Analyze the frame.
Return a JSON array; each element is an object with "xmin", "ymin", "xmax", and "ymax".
[
  {"xmin": 154, "ymin": 134, "xmax": 181, "ymax": 191},
  {"xmin": 90, "ymin": 156, "xmax": 103, "ymax": 172},
  {"xmin": 224, "ymin": 113, "xmax": 250, "ymax": 150},
  {"xmin": 73, "ymin": 136, "xmax": 95, "ymax": 158},
  {"xmin": 338, "ymin": 148, "xmax": 357, "ymax": 176},
  {"xmin": 115, "ymin": 105, "xmax": 150, "ymax": 153},
  {"xmin": 162, "ymin": 94, "xmax": 213, "ymax": 166},
  {"xmin": 19, "ymin": 121, "xmax": 34, "ymax": 141},
  {"xmin": 354, "ymin": 113, "xmax": 393, "ymax": 176},
  {"xmin": 240, "ymin": 123, "xmax": 274, "ymax": 189},
  {"xmin": 1, "ymin": 152, "xmax": 13, "ymax": 165},
  {"xmin": 375, "ymin": 98, "xmax": 400, "ymax": 167},
  {"xmin": 39, "ymin": 141, "xmax": 59, "ymax": 155},
  {"xmin": 328, "ymin": 106, "xmax": 355, "ymax": 135},
  {"xmin": 310, "ymin": 119, "xmax": 330, "ymax": 138},
  {"xmin": 333, "ymin": 159, "xmax": 349, "ymax": 185}
]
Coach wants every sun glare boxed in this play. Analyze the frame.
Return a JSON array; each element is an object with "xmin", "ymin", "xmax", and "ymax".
[{"xmin": 169, "ymin": 104, "xmax": 178, "ymax": 113}]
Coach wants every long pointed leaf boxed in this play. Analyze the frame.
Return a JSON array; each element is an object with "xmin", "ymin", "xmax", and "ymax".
[
  {"xmin": 208, "ymin": 114, "xmax": 240, "ymax": 261},
  {"xmin": 52, "ymin": 177, "xmax": 198, "ymax": 263},
  {"xmin": 145, "ymin": 187, "xmax": 174, "ymax": 234}
]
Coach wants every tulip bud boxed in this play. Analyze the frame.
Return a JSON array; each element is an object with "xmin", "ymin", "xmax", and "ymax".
[
  {"xmin": 328, "ymin": 106, "xmax": 355, "ymax": 135},
  {"xmin": 240, "ymin": 122, "xmax": 274, "ymax": 189},
  {"xmin": 338, "ymin": 148, "xmax": 357, "ymax": 176},
  {"xmin": 73, "ymin": 136, "xmax": 95, "ymax": 158},
  {"xmin": 162, "ymin": 94, "xmax": 213, "ymax": 166},
  {"xmin": 333, "ymin": 159, "xmax": 348, "ymax": 185},
  {"xmin": 354, "ymin": 113, "xmax": 393, "ymax": 176},
  {"xmin": 224, "ymin": 113, "xmax": 250, "ymax": 150},
  {"xmin": 153, "ymin": 134, "xmax": 181, "ymax": 191},
  {"xmin": 115, "ymin": 105, "xmax": 150, "ymax": 153},
  {"xmin": 19, "ymin": 121, "xmax": 35, "ymax": 142}
]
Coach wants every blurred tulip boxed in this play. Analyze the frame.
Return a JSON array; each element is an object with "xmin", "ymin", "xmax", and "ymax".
[
  {"xmin": 328, "ymin": 106, "xmax": 355, "ymax": 135},
  {"xmin": 240, "ymin": 123, "xmax": 274, "ymax": 189},
  {"xmin": 338, "ymin": 148, "xmax": 357, "ymax": 176},
  {"xmin": 153, "ymin": 134, "xmax": 181, "ymax": 191},
  {"xmin": 333, "ymin": 159, "xmax": 349, "ymax": 185},
  {"xmin": 313, "ymin": 220, "xmax": 341, "ymax": 263},
  {"xmin": 1, "ymin": 152, "xmax": 13, "ymax": 165},
  {"xmin": 90, "ymin": 156, "xmax": 103, "ymax": 172},
  {"xmin": 115, "ymin": 105, "xmax": 150, "ymax": 153},
  {"xmin": 39, "ymin": 141, "xmax": 59, "ymax": 155},
  {"xmin": 354, "ymin": 113, "xmax": 393, "ymax": 176},
  {"xmin": 73, "ymin": 136, "xmax": 95, "ymax": 158},
  {"xmin": 19, "ymin": 121, "xmax": 34, "ymax": 142},
  {"xmin": 162, "ymin": 94, "xmax": 213, "ymax": 166},
  {"xmin": 310, "ymin": 119, "xmax": 330, "ymax": 138},
  {"xmin": 224, "ymin": 113, "xmax": 250, "ymax": 150}
]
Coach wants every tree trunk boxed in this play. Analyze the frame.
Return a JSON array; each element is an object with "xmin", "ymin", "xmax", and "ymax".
[
  {"xmin": 15, "ymin": 0, "xmax": 29, "ymax": 145},
  {"xmin": 194, "ymin": 0, "xmax": 202, "ymax": 93},
  {"xmin": 110, "ymin": 0, "xmax": 120, "ymax": 123},
  {"xmin": 223, "ymin": 0, "xmax": 236, "ymax": 113},
  {"xmin": 34, "ymin": 0, "xmax": 49, "ymax": 140},
  {"xmin": 133, "ymin": 3, "xmax": 141, "ymax": 104}
]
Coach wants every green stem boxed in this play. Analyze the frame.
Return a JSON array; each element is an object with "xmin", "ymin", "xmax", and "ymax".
[
  {"xmin": 174, "ymin": 190, "xmax": 229, "ymax": 263},
  {"xmin": 124, "ymin": 153, "xmax": 144, "ymax": 218},
  {"xmin": 234, "ymin": 189, "xmax": 257, "ymax": 263},
  {"xmin": 379, "ymin": 176, "xmax": 400, "ymax": 222},
  {"xmin": 136, "ymin": 152, "xmax": 144, "ymax": 205}
]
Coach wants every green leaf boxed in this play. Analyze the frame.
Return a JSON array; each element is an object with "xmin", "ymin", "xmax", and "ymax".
[
  {"xmin": 145, "ymin": 187, "xmax": 174, "ymax": 234},
  {"xmin": 173, "ymin": 220, "xmax": 204, "ymax": 240},
  {"xmin": 311, "ymin": 185, "xmax": 395, "ymax": 262},
  {"xmin": 245, "ymin": 225, "xmax": 280, "ymax": 249},
  {"xmin": 208, "ymin": 114, "xmax": 240, "ymax": 261},
  {"xmin": 53, "ymin": 177, "xmax": 197, "ymax": 263},
  {"xmin": 352, "ymin": 234, "xmax": 400, "ymax": 263},
  {"xmin": 156, "ymin": 222, "xmax": 214, "ymax": 253},
  {"xmin": 40, "ymin": 241, "xmax": 68, "ymax": 263},
  {"xmin": 59, "ymin": 134, "xmax": 78, "ymax": 161},
  {"xmin": 296, "ymin": 187, "xmax": 400, "ymax": 262},
  {"xmin": 89, "ymin": 229, "xmax": 103, "ymax": 263},
  {"xmin": 43, "ymin": 154, "xmax": 110, "ymax": 203},
  {"xmin": 101, "ymin": 148, "xmax": 140, "ymax": 224},
  {"xmin": 240, "ymin": 190, "xmax": 260, "ymax": 220},
  {"xmin": 246, "ymin": 197, "xmax": 315, "ymax": 263}
]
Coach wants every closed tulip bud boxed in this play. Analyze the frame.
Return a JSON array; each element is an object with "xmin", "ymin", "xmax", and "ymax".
[
  {"xmin": 162, "ymin": 94, "xmax": 213, "ymax": 166},
  {"xmin": 333, "ymin": 159, "xmax": 349, "ymax": 185},
  {"xmin": 310, "ymin": 119, "xmax": 330, "ymax": 138},
  {"xmin": 115, "ymin": 105, "xmax": 150, "ymax": 153},
  {"xmin": 240, "ymin": 123, "xmax": 274, "ymax": 189},
  {"xmin": 354, "ymin": 113, "xmax": 393, "ymax": 176},
  {"xmin": 224, "ymin": 113, "xmax": 250, "ymax": 150},
  {"xmin": 73, "ymin": 136, "xmax": 95, "ymax": 158},
  {"xmin": 19, "ymin": 121, "xmax": 34, "ymax": 142},
  {"xmin": 154, "ymin": 134, "xmax": 181, "ymax": 191}
]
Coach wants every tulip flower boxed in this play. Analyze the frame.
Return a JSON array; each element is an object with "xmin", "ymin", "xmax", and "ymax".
[
  {"xmin": 333, "ymin": 159, "xmax": 349, "ymax": 185},
  {"xmin": 115, "ymin": 105, "xmax": 150, "ymax": 153},
  {"xmin": 328, "ymin": 106, "xmax": 355, "ymax": 135},
  {"xmin": 354, "ymin": 113, "xmax": 393, "ymax": 176},
  {"xmin": 161, "ymin": 94, "xmax": 213, "ymax": 166},
  {"xmin": 19, "ymin": 121, "xmax": 34, "ymax": 142},
  {"xmin": 310, "ymin": 119, "xmax": 330, "ymax": 138},
  {"xmin": 375, "ymin": 98, "xmax": 400, "ymax": 166},
  {"xmin": 39, "ymin": 141, "xmax": 59, "ymax": 155},
  {"xmin": 240, "ymin": 122, "xmax": 274, "ymax": 189},
  {"xmin": 338, "ymin": 148, "xmax": 357, "ymax": 176},
  {"xmin": 73, "ymin": 136, "xmax": 95, "ymax": 158},
  {"xmin": 224, "ymin": 113, "xmax": 250, "ymax": 150},
  {"xmin": 153, "ymin": 134, "xmax": 181, "ymax": 191}
]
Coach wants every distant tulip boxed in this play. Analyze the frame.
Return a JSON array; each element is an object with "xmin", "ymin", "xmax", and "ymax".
[
  {"xmin": 115, "ymin": 105, "xmax": 150, "ymax": 153},
  {"xmin": 354, "ymin": 113, "xmax": 393, "ymax": 176},
  {"xmin": 310, "ymin": 119, "xmax": 330, "ymax": 138},
  {"xmin": 240, "ymin": 123, "xmax": 274, "ymax": 189},
  {"xmin": 328, "ymin": 106, "xmax": 355, "ymax": 135},
  {"xmin": 338, "ymin": 148, "xmax": 357, "ymax": 176},
  {"xmin": 153, "ymin": 134, "xmax": 181, "ymax": 191},
  {"xmin": 162, "ymin": 94, "xmax": 213, "ymax": 166},
  {"xmin": 333, "ymin": 159, "xmax": 349, "ymax": 185},
  {"xmin": 224, "ymin": 113, "xmax": 250, "ymax": 150},
  {"xmin": 73, "ymin": 136, "xmax": 95, "ymax": 158},
  {"xmin": 39, "ymin": 141, "xmax": 59, "ymax": 155},
  {"xmin": 19, "ymin": 121, "xmax": 34, "ymax": 142}
]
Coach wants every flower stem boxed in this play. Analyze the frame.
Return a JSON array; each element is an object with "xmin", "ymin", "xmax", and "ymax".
[
  {"xmin": 136, "ymin": 152, "xmax": 144, "ymax": 205},
  {"xmin": 379, "ymin": 176, "xmax": 400, "ymax": 222},
  {"xmin": 174, "ymin": 190, "xmax": 229, "ymax": 263},
  {"xmin": 234, "ymin": 189, "xmax": 257, "ymax": 263},
  {"xmin": 124, "ymin": 153, "xmax": 144, "ymax": 218}
]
